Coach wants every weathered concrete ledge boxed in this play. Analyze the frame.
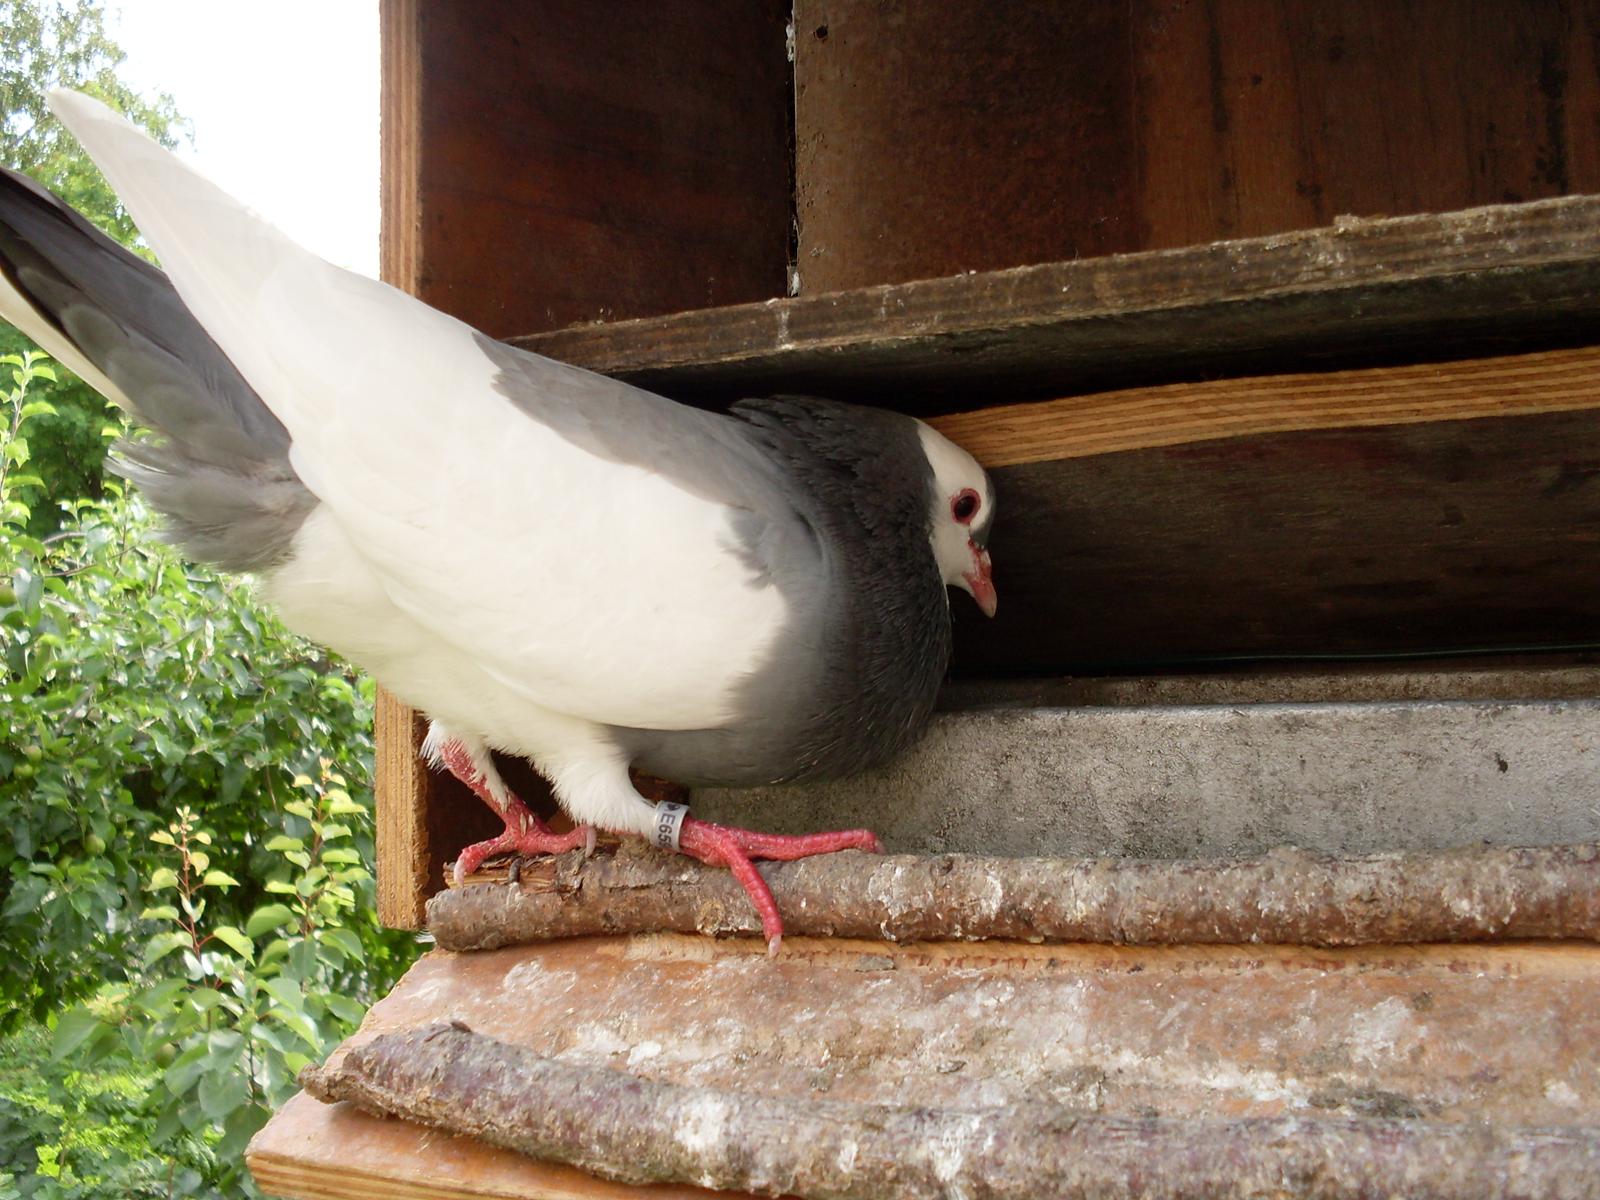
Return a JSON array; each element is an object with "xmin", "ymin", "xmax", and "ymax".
[{"xmin": 691, "ymin": 699, "xmax": 1600, "ymax": 858}]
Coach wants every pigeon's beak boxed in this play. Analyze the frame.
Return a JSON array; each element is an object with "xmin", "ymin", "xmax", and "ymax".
[{"xmin": 964, "ymin": 542, "xmax": 997, "ymax": 617}]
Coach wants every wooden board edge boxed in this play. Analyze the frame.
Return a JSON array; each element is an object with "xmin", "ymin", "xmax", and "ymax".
[
  {"xmin": 374, "ymin": 687, "xmax": 429, "ymax": 929},
  {"xmin": 929, "ymin": 343, "xmax": 1600, "ymax": 468},
  {"xmin": 514, "ymin": 194, "xmax": 1600, "ymax": 377},
  {"xmin": 248, "ymin": 1091, "xmax": 725, "ymax": 1200},
  {"xmin": 379, "ymin": 0, "xmax": 421, "ymax": 295}
]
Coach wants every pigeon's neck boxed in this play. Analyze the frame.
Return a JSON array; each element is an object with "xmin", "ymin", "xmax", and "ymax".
[{"xmin": 748, "ymin": 398, "xmax": 954, "ymax": 777}]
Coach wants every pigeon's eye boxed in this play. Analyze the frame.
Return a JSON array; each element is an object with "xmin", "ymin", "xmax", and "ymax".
[{"xmin": 951, "ymin": 489, "xmax": 980, "ymax": 524}]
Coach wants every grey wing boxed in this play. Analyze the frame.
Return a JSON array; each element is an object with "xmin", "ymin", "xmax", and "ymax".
[
  {"xmin": 474, "ymin": 333, "xmax": 810, "ymax": 519},
  {"xmin": 0, "ymin": 167, "xmax": 312, "ymax": 570}
]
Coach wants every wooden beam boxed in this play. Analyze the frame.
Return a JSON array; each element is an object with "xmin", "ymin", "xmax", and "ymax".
[
  {"xmin": 516, "ymin": 195, "xmax": 1600, "ymax": 410},
  {"xmin": 930, "ymin": 344, "xmax": 1600, "ymax": 467},
  {"xmin": 373, "ymin": 689, "xmax": 430, "ymax": 929},
  {"xmin": 374, "ymin": 0, "xmax": 432, "ymax": 931},
  {"xmin": 377, "ymin": 0, "xmax": 421, "ymax": 296}
]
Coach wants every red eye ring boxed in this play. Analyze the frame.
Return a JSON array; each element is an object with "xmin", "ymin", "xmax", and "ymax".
[{"xmin": 951, "ymin": 488, "xmax": 980, "ymax": 524}]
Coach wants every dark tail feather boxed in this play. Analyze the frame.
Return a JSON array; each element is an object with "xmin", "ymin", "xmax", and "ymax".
[{"xmin": 0, "ymin": 166, "xmax": 312, "ymax": 571}]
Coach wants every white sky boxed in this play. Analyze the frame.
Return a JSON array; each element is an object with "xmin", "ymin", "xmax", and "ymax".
[{"xmin": 105, "ymin": 2, "xmax": 380, "ymax": 277}]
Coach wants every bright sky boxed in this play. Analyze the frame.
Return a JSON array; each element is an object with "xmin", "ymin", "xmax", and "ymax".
[{"xmin": 105, "ymin": 2, "xmax": 380, "ymax": 277}]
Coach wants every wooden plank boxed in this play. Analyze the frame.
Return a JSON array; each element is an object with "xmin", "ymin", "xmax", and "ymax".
[
  {"xmin": 929, "ymin": 344, "xmax": 1600, "ymax": 467},
  {"xmin": 250, "ymin": 936, "xmax": 1600, "ymax": 1197},
  {"xmin": 373, "ymin": 689, "xmax": 431, "ymax": 929},
  {"xmin": 375, "ymin": 1, "xmax": 433, "ymax": 931},
  {"xmin": 951, "ymin": 404, "xmax": 1600, "ymax": 674},
  {"xmin": 406, "ymin": 0, "xmax": 791, "ymax": 337},
  {"xmin": 516, "ymin": 195, "xmax": 1600, "ymax": 411},
  {"xmin": 378, "ymin": 0, "xmax": 421, "ymax": 296},
  {"xmin": 793, "ymin": 1, "xmax": 1600, "ymax": 293},
  {"xmin": 250, "ymin": 1092, "xmax": 716, "ymax": 1200}
]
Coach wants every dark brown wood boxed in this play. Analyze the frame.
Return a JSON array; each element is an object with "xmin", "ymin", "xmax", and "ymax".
[
  {"xmin": 402, "ymin": 0, "xmax": 791, "ymax": 337},
  {"xmin": 300, "ymin": 1023, "xmax": 1600, "ymax": 1200},
  {"xmin": 794, "ymin": 0, "xmax": 1140, "ymax": 291},
  {"xmin": 517, "ymin": 196, "xmax": 1600, "ymax": 411},
  {"xmin": 954, "ymin": 406, "xmax": 1600, "ymax": 673},
  {"xmin": 427, "ymin": 842, "xmax": 1600, "ymax": 951},
  {"xmin": 794, "ymin": 0, "xmax": 1600, "ymax": 293}
]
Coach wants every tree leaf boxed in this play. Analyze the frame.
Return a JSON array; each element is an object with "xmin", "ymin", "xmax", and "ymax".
[
  {"xmin": 201, "ymin": 869, "xmax": 240, "ymax": 889},
  {"xmin": 209, "ymin": 925, "xmax": 253, "ymax": 960},
  {"xmin": 244, "ymin": 903, "xmax": 295, "ymax": 937},
  {"xmin": 321, "ymin": 926, "xmax": 364, "ymax": 963},
  {"xmin": 142, "ymin": 929, "xmax": 191, "ymax": 967},
  {"xmin": 51, "ymin": 1006, "xmax": 105, "ymax": 1060}
]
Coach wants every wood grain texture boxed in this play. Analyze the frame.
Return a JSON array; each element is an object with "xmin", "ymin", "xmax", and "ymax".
[
  {"xmin": 517, "ymin": 195, "xmax": 1600, "ymax": 411},
  {"xmin": 951, "ymin": 404, "xmax": 1600, "ymax": 674},
  {"xmin": 252, "ymin": 937, "xmax": 1600, "ymax": 1197},
  {"xmin": 378, "ymin": 0, "xmax": 420, "ymax": 296},
  {"xmin": 375, "ymin": 0, "xmax": 432, "ymax": 931},
  {"xmin": 794, "ymin": 0, "xmax": 1600, "ymax": 292},
  {"xmin": 406, "ymin": 0, "xmax": 791, "ymax": 336},
  {"xmin": 373, "ymin": 688, "xmax": 430, "ymax": 930},
  {"xmin": 930, "ymin": 345, "xmax": 1600, "ymax": 467},
  {"xmin": 249, "ymin": 1091, "xmax": 716, "ymax": 1200}
]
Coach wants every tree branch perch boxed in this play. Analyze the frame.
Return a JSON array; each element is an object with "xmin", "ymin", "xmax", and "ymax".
[
  {"xmin": 301, "ymin": 1023, "xmax": 1600, "ymax": 1199},
  {"xmin": 428, "ymin": 841, "xmax": 1600, "ymax": 951}
]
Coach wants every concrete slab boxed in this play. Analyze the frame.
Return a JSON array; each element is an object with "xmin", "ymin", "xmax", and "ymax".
[{"xmin": 691, "ymin": 700, "xmax": 1600, "ymax": 858}]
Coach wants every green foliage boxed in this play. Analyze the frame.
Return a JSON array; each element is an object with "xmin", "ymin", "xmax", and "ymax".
[
  {"xmin": 1, "ymin": 0, "xmax": 189, "ymax": 535},
  {"xmin": 1, "ymin": 0, "xmax": 185, "ymax": 238},
  {"xmin": 1, "ymin": 353, "xmax": 419, "ymax": 1193}
]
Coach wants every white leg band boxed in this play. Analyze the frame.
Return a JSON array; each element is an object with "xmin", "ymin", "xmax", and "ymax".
[{"xmin": 651, "ymin": 801, "xmax": 689, "ymax": 851}]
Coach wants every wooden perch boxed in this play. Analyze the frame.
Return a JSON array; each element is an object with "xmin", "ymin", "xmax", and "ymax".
[
  {"xmin": 428, "ymin": 841, "xmax": 1600, "ymax": 951},
  {"xmin": 301, "ymin": 1022, "xmax": 1600, "ymax": 1200}
]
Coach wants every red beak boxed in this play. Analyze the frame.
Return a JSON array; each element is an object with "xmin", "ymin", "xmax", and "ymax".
[{"xmin": 965, "ymin": 543, "xmax": 997, "ymax": 617}]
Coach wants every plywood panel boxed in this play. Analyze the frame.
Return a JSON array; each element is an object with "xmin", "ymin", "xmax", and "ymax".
[
  {"xmin": 401, "ymin": 0, "xmax": 791, "ymax": 336},
  {"xmin": 795, "ymin": 0, "xmax": 1600, "ymax": 292}
]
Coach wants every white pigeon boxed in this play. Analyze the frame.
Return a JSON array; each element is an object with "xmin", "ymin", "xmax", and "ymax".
[{"xmin": 0, "ymin": 90, "xmax": 996, "ymax": 951}]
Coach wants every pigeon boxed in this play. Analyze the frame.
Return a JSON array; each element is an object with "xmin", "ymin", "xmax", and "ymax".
[{"xmin": 0, "ymin": 90, "xmax": 996, "ymax": 951}]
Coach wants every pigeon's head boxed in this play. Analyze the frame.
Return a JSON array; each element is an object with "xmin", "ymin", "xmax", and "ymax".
[{"xmin": 917, "ymin": 423, "xmax": 997, "ymax": 617}]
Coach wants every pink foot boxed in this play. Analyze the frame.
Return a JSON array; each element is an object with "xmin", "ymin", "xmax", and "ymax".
[
  {"xmin": 677, "ymin": 817, "xmax": 882, "ymax": 955},
  {"xmin": 438, "ymin": 739, "xmax": 595, "ymax": 883}
]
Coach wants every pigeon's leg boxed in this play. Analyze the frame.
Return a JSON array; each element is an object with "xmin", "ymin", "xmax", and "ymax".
[
  {"xmin": 542, "ymin": 753, "xmax": 879, "ymax": 954},
  {"xmin": 677, "ymin": 818, "xmax": 882, "ymax": 955},
  {"xmin": 423, "ymin": 723, "xmax": 595, "ymax": 884}
]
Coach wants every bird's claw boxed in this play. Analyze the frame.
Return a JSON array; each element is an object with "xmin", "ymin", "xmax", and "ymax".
[
  {"xmin": 452, "ymin": 820, "xmax": 595, "ymax": 884},
  {"xmin": 675, "ymin": 817, "xmax": 881, "ymax": 953}
]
